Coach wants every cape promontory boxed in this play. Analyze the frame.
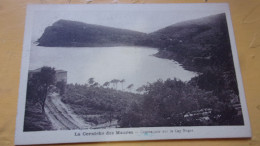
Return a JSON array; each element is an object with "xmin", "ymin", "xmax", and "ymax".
[{"xmin": 37, "ymin": 20, "xmax": 148, "ymax": 47}]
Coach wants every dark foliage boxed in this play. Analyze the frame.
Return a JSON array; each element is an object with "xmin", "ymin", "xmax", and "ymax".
[
  {"xmin": 61, "ymin": 79, "xmax": 243, "ymax": 128},
  {"xmin": 151, "ymin": 13, "xmax": 239, "ymax": 95},
  {"xmin": 37, "ymin": 20, "xmax": 148, "ymax": 47},
  {"xmin": 24, "ymin": 67, "xmax": 56, "ymax": 131},
  {"xmin": 119, "ymin": 79, "xmax": 243, "ymax": 127},
  {"xmin": 23, "ymin": 102, "xmax": 52, "ymax": 131},
  {"xmin": 61, "ymin": 84, "xmax": 141, "ymax": 125},
  {"xmin": 26, "ymin": 67, "xmax": 56, "ymax": 113}
]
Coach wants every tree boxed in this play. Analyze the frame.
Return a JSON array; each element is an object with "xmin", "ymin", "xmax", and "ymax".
[
  {"xmin": 127, "ymin": 84, "xmax": 134, "ymax": 91},
  {"xmin": 114, "ymin": 79, "xmax": 120, "ymax": 89},
  {"xmin": 110, "ymin": 79, "xmax": 120, "ymax": 89},
  {"xmin": 88, "ymin": 78, "xmax": 95, "ymax": 85},
  {"xmin": 27, "ymin": 67, "xmax": 56, "ymax": 113},
  {"xmin": 91, "ymin": 82, "xmax": 99, "ymax": 87},
  {"xmin": 120, "ymin": 79, "xmax": 125, "ymax": 90},
  {"xmin": 136, "ymin": 86, "xmax": 144, "ymax": 93},
  {"xmin": 120, "ymin": 79, "xmax": 219, "ymax": 127},
  {"xmin": 103, "ymin": 81, "xmax": 110, "ymax": 88},
  {"xmin": 119, "ymin": 102, "xmax": 142, "ymax": 127}
]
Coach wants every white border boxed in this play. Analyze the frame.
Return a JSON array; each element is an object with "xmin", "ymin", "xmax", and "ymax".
[{"xmin": 15, "ymin": 3, "xmax": 251, "ymax": 145}]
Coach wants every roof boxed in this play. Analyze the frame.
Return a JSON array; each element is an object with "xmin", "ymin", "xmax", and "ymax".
[
  {"xmin": 56, "ymin": 70, "xmax": 67, "ymax": 73},
  {"xmin": 29, "ymin": 67, "xmax": 67, "ymax": 73}
]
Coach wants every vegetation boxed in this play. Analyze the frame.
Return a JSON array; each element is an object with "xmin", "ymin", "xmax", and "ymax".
[
  {"xmin": 24, "ymin": 67, "xmax": 68, "ymax": 131},
  {"xmin": 37, "ymin": 19, "xmax": 147, "ymax": 47},
  {"xmin": 61, "ymin": 82, "xmax": 141, "ymax": 126},
  {"xmin": 23, "ymin": 101, "xmax": 53, "ymax": 131},
  {"xmin": 61, "ymin": 78, "xmax": 243, "ymax": 128},
  {"xmin": 25, "ymin": 13, "xmax": 244, "ymax": 130},
  {"xmin": 26, "ymin": 67, "xmax": 56, "ymax": 113},
  {"xmin": 119, "ymin": 79, "xmax": 243, "ymax": 127},
  {"xmin": 146, "ymin": 13, "xmax": 244, "ymax": 125},
  {"xmin": 24, "ymin": 66, "xmax": 56, "ymax": 131},
  {"xmin": 64, "ymin": 13, "xmax": 244, "ymax": 126}
]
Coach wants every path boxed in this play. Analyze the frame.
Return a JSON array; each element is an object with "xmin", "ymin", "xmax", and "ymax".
[{"xmin": 44, "ymin": 93, "xmax": 91, "ymax": 130}]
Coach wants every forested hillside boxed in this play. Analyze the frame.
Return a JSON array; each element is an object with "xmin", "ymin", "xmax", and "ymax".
[
  {"xmin": 62, "ymin": 78, "xmax": 243, "ymax": 127},
  {"xmin": 37, "ymin": 20, "xmax": 148, "ymax": 47},
  {"xmin": 62, "ymin": 83, "xmax": 141, "ymax": 126}
]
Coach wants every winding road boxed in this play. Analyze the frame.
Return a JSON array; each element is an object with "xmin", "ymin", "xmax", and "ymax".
[{"xmin": 44, "ymin": 93, "xmax": 91, "ymax": 130}]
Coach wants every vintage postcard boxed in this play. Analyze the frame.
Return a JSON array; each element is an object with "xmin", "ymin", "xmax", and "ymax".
[{"xmin": 15, "ymin": 3, "xmax": 251, "ymax": 145}]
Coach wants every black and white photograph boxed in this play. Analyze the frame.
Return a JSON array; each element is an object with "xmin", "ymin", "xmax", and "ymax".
[{"xmin": 15, "ymin": 4, "xmax": 251, "ymax": 145}]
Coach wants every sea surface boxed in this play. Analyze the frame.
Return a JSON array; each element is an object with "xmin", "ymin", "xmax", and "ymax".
[{"xmin": 29, "ymin": 44, "xmax": 197, "ymax": 91}]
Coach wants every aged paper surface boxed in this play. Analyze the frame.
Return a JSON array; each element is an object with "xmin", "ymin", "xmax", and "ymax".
[
  {"xmin": 14, "ymin": 3, "xmax": 251, "ymax": 145},
  {"xmin": 2, "ymin": 0, "xmax": 260, "ymax": 146}
]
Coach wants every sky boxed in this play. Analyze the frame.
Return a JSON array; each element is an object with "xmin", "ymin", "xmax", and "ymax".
[{"xmin": 31, "ymin": 4, "xmax": 227, "ymax": 41}]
